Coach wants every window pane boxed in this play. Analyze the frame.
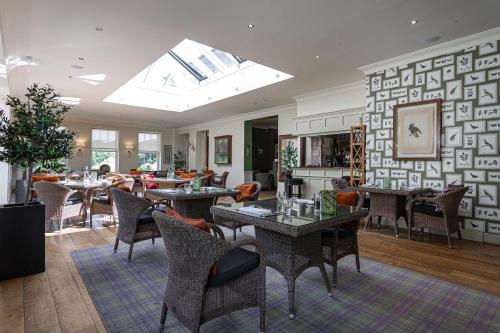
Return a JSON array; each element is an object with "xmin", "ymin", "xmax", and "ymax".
[
  {"xmin": 91, "ymin": 151, "xmax": 116, "ymax": 172},
  {"xmin": 138, "ymin": 132, "xmax": 160, "ymax": 152},
  {"xmin": 92, "ymin": 129, "xmax": 118, "ymax": 149},
  {"xmin": 138, "ymin": 152, "xmax": 158, "ymax": 171}
]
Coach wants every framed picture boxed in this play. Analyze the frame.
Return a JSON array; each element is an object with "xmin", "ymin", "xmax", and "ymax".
[
  {"xmin": 162, "ymin": 144, "xmax": 172, "ymax": 164},
  {"xmin": 214, "ymin": 135, "xmax": 232, "ymax": 164},
  {"xmin": 393, "ymin": 99, "xmax": 441, "ymax": 160}
]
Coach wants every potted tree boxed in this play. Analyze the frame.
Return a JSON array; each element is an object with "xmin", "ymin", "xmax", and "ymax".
[
  {"xmin": 173, "ymin": 150, "xmax": 186, "ymax": 172},
  {"xmin": 281, "ymin": 141, "xmax": 298, "ymax": 196},
  {"xmin": 0, "ymin": 83, "xmax": 76, "ymax": 280}
]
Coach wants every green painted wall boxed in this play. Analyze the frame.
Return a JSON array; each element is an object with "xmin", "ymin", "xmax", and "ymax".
[{"xmin": 244, "ymin": 120, "xmax": 253, "ymax": 171}]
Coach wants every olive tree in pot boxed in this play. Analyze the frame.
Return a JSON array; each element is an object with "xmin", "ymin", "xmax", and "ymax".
[
  {"xmin": 0, "ymin": 83, "xmax": 76, "ymax": 280},
  {"xmin": 173, "ymin": 150, "xmax": 186, "ymax": 171},
  {"xmin": 281, "ymin": 141, "xmax": 298, "ymax": 196}
]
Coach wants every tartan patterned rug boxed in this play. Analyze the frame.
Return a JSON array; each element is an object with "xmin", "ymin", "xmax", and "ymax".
[{"xmin": 71, "ymin": 241, "xmax": 500, "ymax": 333}]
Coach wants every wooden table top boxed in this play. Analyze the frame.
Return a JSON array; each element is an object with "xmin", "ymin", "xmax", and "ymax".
[{"xmin": 357, "ymin": 186, "xmax": 431, "ymax": 196}]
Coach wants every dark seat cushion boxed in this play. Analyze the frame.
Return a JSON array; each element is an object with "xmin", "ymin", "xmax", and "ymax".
[
  {"xmin": 321, "ymin": 228, "xmax": 353, "ymax": 241},
  {"xmin": 414, "ymin": 203, "xmax": 443, "ymax": 217},
  {"xmin": 207, "ymin": 247, "xmax": 260, "ymax": 287},
  {"xmin": 65, "ymin": 197, "xmax": 83, "ymax": 206},
  {"xmin": 363, "ymin": 197, "xmax": 370, "ymax": 209},
  {"xmin": 93, "ymin": 196, "xmax": 111, "ymax": 204}
]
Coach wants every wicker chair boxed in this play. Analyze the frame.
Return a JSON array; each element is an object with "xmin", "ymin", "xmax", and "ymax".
[
  {"xmin": 210, "ymin": 171, "xmax": 229, "ymax": 188},
  {"xmin": 406, "ymin": 186, "xmax": 468, "ymax": 248},
  {"xmin": 321, "ymin": 180, "xmax": 364, "ymax": 287},
  {"xmin": 88, "ymin": 180, "xmax": 126, "ymax": 228},
  {"xmin": 111, "ymin": 188, "xmax": 163, "ymax": 261},
  {"xmin": 215, "ymin": 182, "xmax": 262, "ymax": 241},
  {"xmin": 152, "ymin": 210, "xmax": 266, "ymax": 332},
  {"xmin": 33, "ymin": 181, "xmax": 85, "ymax": 232}
]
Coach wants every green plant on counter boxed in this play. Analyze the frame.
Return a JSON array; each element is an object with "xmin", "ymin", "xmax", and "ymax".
[
  {"xmin": 281, "ymin": 141, "xmax": 298, "ymax": 177},
  {"xmin": 173, "ymin": 150, "xmax": 186, "ymax": 170}
]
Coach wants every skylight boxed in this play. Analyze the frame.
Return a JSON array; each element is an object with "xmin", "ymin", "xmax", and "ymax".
[{"xmin": 104, "ymin": 39, "xmax": 293, "ymax": 112}]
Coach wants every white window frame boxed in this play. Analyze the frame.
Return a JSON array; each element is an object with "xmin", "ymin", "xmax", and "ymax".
[
  {"xmin": 91, "ymin": 128, "xmax": 119, "ymax": 172},
  {"xmin": 138, "ymin": 131, "xmax": 161, "ymax": 171}
]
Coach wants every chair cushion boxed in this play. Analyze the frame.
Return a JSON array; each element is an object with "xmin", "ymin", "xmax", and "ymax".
[
  {"xmin": 146, "ymin": 183, "xmax": 158, "ymax": 189},
  {"xmin": 179, "ymin": 172, "xmax": 197, "ymax": 179},
  {"xmin": 138, "ymin": 208, "xmax": 156, "ymax": 225},
  {"xmin": 111, "ymin": 177, "xmax": 125, "ymax": 183},
  {"xmin": 363, "ymin": 197, "xmax": 370, "ymax": 209},
  {"xmin": 93, "ymin": 196, "xmax": 111, "ymax": 204},
  {"xmin": 414, "ymin": 203, "xmax": 444, "ymax": 217},
  {"xmin": 165, "ymin": 208, "xmax": 210, "ymax": 233},
  {"xmin": 321, "ymin": 228, "xmax": 353, "ymax": 240},
  {"xmin": 336, "ymin": 192, "xmax": 357, "ymax": 207},
  {"xmin": 65, "ymin": 197, "xmax": 83, "ymax": 206},
  {"xmin": 32, "ymin": 175, "xmax": 60, "ymax": 183},
  {"xmin": 235, "ymin": 183, "xmax": 257, "ymax": 201},
  {"xmin": 207, "ymin": 247, "xmax": 260, "ymax": 287},
  {"xmin": 203, "ymin": 169, "xmax": 215, "ymax": 175},
  {"xmin": 117, "ymin": 184, "xmax": 131, "ymax": 192}
]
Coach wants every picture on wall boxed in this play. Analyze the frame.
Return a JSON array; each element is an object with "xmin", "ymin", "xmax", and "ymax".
[
  {"xmin": 162, "ymin": 144, "xmax": 172, "ymax": 164},
  {"xmin": 392, "ymin": 99, "xmax": 441, "ymax": 160},
  {"xmin": 214, "ymin": 135, "xmax": 232, "ymax": 164}
]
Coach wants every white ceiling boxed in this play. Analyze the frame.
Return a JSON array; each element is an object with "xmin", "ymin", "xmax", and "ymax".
[{"xmin": 1, "ymin": 0, "xmax": 499, "ymax": 128}]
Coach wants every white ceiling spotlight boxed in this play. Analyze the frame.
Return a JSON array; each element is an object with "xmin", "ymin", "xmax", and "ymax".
[
  {"xmin": 72, "ymin": 73, "xmax": 107, "ymax": 86},
  {"xmin": 55, "ymin": 96, "xmax": 81, "ymax": 105},
  {"xmin": 410, "ymin": 19, "xmax": 418, "ymax": 25},
  {"xmin": 247, "ymin": 23, "xmax": 255, "ymax": 29},
  {"xmin": 315, "ymin": 55, "xmax": 320, "ymax": 59}
]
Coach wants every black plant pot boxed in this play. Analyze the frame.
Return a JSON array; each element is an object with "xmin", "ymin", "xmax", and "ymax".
[{"xmin": 0, "ymin": 202, "xmax": 45, "ymax": 281}]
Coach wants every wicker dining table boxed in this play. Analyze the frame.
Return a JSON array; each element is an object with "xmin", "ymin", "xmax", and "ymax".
[
  {"xmin": 147, "ymin": 187, "xmax": 240, "ymax": 223},
  {"xmin": 211, "ymin": 198, "xmax": 368, "ymax": 319},
  {"xmin": 59, "ymin": 181, "xmax": 105, "ymax": 223},
  {"xmin": 357, "ymin": 186, "xmax": 431, "ymax": 237}
]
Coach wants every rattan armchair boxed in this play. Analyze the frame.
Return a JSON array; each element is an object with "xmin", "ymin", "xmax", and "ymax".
[
  {"xmin": 406, "ymin": 186, "xmax": 468, "ymax": 248},
  {"xmin": 210, "ymin": 171, "xmax": 229, "ymax": 188},
  {"xmin": 215, "ymin": 182, "xmax": 262, "ymax": 241},
  {"xmin": 111, "ymin": 188, "xmax": 162, "ymax": 261},
  {"xmin": 322, "ymin": 181, "xmax": 364, "ymax": 286},
  {"xmin": 33, "ymin": 181, "xmax": 85, "ymax": 232},
  {"xmin": 152, "ymin": 210, "xmax": 266, "ymax": 332},
  {"xmin": 89, "ymin": 179, "xmax": 126, "ymax": 228}
]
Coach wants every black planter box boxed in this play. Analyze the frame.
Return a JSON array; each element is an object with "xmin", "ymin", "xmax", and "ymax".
[{"xmin": 0, "ymin": 202, "xmax": 45, "ymax": 281}]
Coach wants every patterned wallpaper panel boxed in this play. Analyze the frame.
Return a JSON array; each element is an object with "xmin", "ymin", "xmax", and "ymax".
[{"xmin": 365, "ymin": 39, "xmax": 500, "ymax": 237}]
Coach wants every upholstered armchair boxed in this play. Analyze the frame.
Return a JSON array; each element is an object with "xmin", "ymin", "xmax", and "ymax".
[
  {"xmin": 111, "ymin": 188, "xmax": 162, "ymax": 261},
  {"xmin": 214, "ymin": 182, "xmax": 262, "ymax": 241},
  {"xmin": 210, "ymin": 171, "xmax": 229, "ymax": 188},
  {"xmin": 406, "ymin": 186, "xmax": 468, "ymax": 248},
  {"xmin": 33, "ymin": 181, "xmax": 85, "ymax": 232},
  {"xmin": 152, "ymin": 210, "xmax": 266, "ymax": 332},
  {"xmin": 321, "ymin": 179, "xmax": 364, "ymax": 286},
  {"xmin": 89, "ymin": 179, "xmax": 126, "ymax": 228}
]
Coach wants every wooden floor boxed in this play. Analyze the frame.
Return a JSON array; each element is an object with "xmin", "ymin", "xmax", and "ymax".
[{"xmin": 2, "ymin": 195, "xmax": 500, "ymax": 332}]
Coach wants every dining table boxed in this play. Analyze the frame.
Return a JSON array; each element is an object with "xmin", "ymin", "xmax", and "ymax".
[
  {"xmin": 357, "ymin": 185, "xmax": 431, "ymax": 237},
  {"xmin": 147, "ymin": 187, "xmax": 240, "ymax": 223},
  {"xmin": 59, "ymin": 180, "xmax": 106, "ymax": 223},
  {"xmin": 210, "ymin": 198, "xmax": 368, "ymax": 319}
]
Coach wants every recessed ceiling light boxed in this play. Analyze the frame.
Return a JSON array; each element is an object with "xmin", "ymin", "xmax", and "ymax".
[
  {"xmin": 78, "ymin": 57, "xmax": 85, "ymax": 61},
  {"xmin": 315, "ymin": 55, "xmax": 320, "ymax": 59},
  {"xmin": 96, "ymin": 27, "xmax": 103, "ymax": 31},
  {"xmin": 71, "ymin": 64, "xmax": 84, "ymax": 69},
  {"xmin": 247, "ymin": 24, "xmax": 255, "ymax": 29},
  {"xmin": 410, "ymin": 19, "xmax": 418, "ymax": 25}
]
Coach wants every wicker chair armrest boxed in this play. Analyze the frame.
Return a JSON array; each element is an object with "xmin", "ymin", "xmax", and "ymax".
[
  {"xmin": 136, "ymin": 201, "xmax": 171, "ymax": 220},
  {"xmin": 90, "ymin": 187, "xmax": 104, "ymax": 197},
  {"xmin": 207, "ymin": 223, "xmax": 225, "ymax": 240},
  {"xmin": 234, "ymin": 195, "xmax": 253, "ymax": 203},
  {"xmin": 229, "ymin": 238, "xmax": 265, "ymax": 267}
]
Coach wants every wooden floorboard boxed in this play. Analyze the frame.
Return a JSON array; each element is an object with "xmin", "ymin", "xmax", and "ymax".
[{"xmin": 1, "ymin": 198, "xmax": 500, "ymax": 332}]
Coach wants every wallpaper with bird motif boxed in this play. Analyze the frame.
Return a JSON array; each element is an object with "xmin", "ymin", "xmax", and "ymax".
[{"xmin": 365, "ymin": 38, "xmax": 500, "ymax": 241}]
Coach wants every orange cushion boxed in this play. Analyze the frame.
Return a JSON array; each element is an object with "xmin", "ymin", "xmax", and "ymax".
[
  {"xmin": 203, "ymin": 169, "xmax": 215, "ymax": 175},
  {"xmin": 129, "ymin": 170, "xmax": 142, "ymax": 175},
  {"xmin": 336, "ymin": 191, "xmax": 358, "ymax": 231},
  {"xmin": 111, "ymin": 177, "xmax": 125, "ymax": 183},
  {"xmin": 179, "ymin": 173, "xmax": 197, "ymax": 179},
  {"xmin": 175, "ymin": 170, "xmax": 183, "ymax": 176},
  {"xmin": 336, "ymin": 192, "xmax": 358, "ymax": 207},
  {"xmin": 165, "ymin": 208, "xmax": 215, "ymax": 274},
  {"xmin": 117, "ymin": 184, "xmax": 131, "ymax": 192},
  {"xmin": 236, "ymin": 183, "xmax": 257, "ymax": 201},
  {"xmin": 32, "ymin": 175, "xmax": 60, "ymax": 183}
]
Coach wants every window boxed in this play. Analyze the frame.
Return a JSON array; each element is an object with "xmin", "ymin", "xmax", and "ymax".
[
  {"xmin": 104, "ymin": 39, "xmax": 293, "ymax": 112},
  {"xmin": 91, "ymin": 129, "xmax": 118, "ymax": 172},
  {"xmin": 138, "ymin": 132, "xmax": 160, "ymax": 171}
]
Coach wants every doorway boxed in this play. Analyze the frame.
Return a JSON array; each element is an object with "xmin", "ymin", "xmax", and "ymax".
[{"xmin": 244, "ymin": 116, "xmax": 278, "ymax": 192}]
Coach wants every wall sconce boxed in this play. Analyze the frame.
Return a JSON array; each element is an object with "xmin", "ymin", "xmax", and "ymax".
[
  {"xmin": 125, "ymin": 144, "xmax": 135, "ymax": 157},
  {"xmin": 75, "ymin": 141, "xmax": 87, "ymax": 156}
]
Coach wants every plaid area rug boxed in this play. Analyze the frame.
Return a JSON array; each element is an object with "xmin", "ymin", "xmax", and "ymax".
[{"xmin": 71, "ymin": 241, "xmax": 500, "ymax": 333}]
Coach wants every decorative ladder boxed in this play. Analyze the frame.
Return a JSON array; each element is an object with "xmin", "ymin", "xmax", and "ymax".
[{"xmin": 350, "ymin": 125, "xmax": 366, "ymax": 186}]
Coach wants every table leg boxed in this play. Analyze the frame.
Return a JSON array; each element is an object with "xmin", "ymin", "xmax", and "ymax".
[{"xmin": 287, "ymin": 278, "xmax": 296, "ymax": 319}]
